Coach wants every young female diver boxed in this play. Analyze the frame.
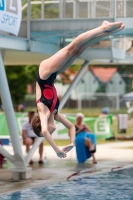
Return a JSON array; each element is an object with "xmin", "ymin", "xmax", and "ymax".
[{"xmin": 32, "ymin": 21, "xmax": 124, "ymax": 158}]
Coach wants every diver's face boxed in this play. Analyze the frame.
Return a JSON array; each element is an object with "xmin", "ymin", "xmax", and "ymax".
[{"xmin": 47, "ymin": 123, "xmax": 56, "ymax": 134}]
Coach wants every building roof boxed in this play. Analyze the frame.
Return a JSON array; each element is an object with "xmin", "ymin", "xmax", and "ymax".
[
  {"xmin": 90, "ymin": 67, "xmax": 117, "ymax": 83},
  {"xmin": 58, "ymin": 66, "xmax": 117, "ymax": 84},
  {"xmin": 58, "ymin": 68, "xmax": 88, "ymax": 83}
]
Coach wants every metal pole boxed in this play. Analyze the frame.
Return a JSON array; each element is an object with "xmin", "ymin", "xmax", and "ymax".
[
  {"xmin": 78, "ymin": 93, "xmax": 82, "ymax": 110},
  {"xmin": 73, "ymin": 0, "xmax": 76, "ymax": 18},
  {"xmin": 0, "ymin": 145, "xmax": 15, "ymax": 164},
  {"xmin": 124, "ymin": 0, "xmax": 126, "ymax": 17},
  {"xmin": 91, "ymin": 0, "xmax": 96, "ymax": 18},
  {"xmin": 25, "ymin": 138, "xmax": 43, "ymax": 166},
  {"xmin": 27, "ymin": 0, "xmax": 31, "ymax": 50},
  {"xmin": 110, "ymin": 0, "xmax": 113, "ymax": 17},
  {"xmin": 41, "ymin": 0, "xmax": 44, "ymax": 19},
  {"xmin": 62, "ymin": 0, "xmax": 66, "ymax": 18},
  {"xmin": 59, "ymin": 61, "xmax": 89, "ymax": 111},
  {"xmin": 114, "ymin": 0, "xmax": 116, "ymax": 20},
  {"xmin": 0, "ymin": 52, "xmax": 25, "ymax": 168},
  {"xmin": 74, "ymin": 0, "xmax": 79, "ymax": 18},
  {"xmin": 88, "ymin": 0, "xmax": 90, "ymax": 18},
  {"xmin": 116, "ymin": 95, "xmax": 120, "ymax": 111},
  {"xmin": 59, "ymin": 0, "xmax": 63, "ymax": 18}
]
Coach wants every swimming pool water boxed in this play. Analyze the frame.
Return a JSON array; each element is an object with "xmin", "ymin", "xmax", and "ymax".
[{"xmin": 0, "ymin": 168, "xmax": 133, "ymax": 200}]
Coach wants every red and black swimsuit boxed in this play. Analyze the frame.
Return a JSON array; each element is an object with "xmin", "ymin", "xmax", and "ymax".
[{"xmin": 36, "ymin": 71, "xmax": 60, "ymax": 113}]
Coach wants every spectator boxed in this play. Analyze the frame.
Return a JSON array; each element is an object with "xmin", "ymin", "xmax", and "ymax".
[
  {"xmin": 0, "ymin": 140, "xmax": 4, "ymax": 167},
  {"xmin": 100, "ymin": 107, "xmax": 113, "ymax": 125},
  {"xmin": 18, "ymin": 104, "xmax": 25, "ymax": 112},
  {"xmin": 75, "ymin": 113, "xmax": 97, "ymax": 164},
  {"xmin": 99, "ymin": 107, "xmax": 114, "ymax": 140},
  {"xmin": 22, "ymin": 111, "xmax": 44, "ymax": 164}
]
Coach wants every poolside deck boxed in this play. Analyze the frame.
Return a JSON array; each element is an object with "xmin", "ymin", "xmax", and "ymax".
[{"xmin": 0, "ymin": 141, "xmax": 133, "ymax": 194}]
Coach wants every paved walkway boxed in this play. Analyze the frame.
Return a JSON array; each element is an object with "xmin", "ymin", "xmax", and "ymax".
[{"xmin": 0, "ymin": 141, "xmax": 133, "ymax": 194}]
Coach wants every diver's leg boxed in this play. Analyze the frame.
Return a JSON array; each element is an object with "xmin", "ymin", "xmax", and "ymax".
[
  {"xmin": 39, "ymin": 21, "xmax": 122, "ymax": 80},
  {"xmin": 58, "ymin": 24, "xmax": 124, "ymax": 74}
]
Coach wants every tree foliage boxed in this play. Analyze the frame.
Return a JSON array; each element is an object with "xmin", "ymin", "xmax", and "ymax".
[
  {"xmin": 5, "ymin": 65, "xmax": 38, "ymax": 106},
  {"xmin": 22, "ymin": 1, "xmax": 59, "ymax": 20},
  {"xmin": 60, "ymin": 64, "xmax": 81, "ymax": 84}
]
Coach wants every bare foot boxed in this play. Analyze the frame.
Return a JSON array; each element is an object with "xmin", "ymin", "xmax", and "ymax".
[
  {"xmin": 108, "ymin": 24, "xmax": 125, "ymax": 34},
  {"xmin": 62, "ymin": 143, "xmax": 75, "ymax": 153},
  {"xmin": 94, "ymin": 24, "xmax": 125, "ymax": 39},
  {"xmin": 101, "ymin": 20, "xmax": 123, "ymax": 32}
]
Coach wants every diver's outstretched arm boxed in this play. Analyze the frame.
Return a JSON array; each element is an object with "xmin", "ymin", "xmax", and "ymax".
[{"xmin": 55, "ymin": 113, "xmax": 75, "ymax": 153}]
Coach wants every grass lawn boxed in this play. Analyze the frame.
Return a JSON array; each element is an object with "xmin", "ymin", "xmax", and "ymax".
[
  {"xmin": 60, "ymin": 108, "xmax": 128, "ymax": 117},
  {"xmin": 43, "ymin": 139, "xmax": 117, "ymax": 146},
  {"xmin": 25, "ymin": 107, "xmax": 129, "ymax": 118}
]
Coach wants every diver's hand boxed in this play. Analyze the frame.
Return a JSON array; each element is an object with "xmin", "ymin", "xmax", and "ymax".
[
  {"xmin": 62, "ymin": 143, "xmax": 75, "ymax": 153},
  {"xmin": 56, "ymin": 149, "xmax": 67, "ymax": 158}
]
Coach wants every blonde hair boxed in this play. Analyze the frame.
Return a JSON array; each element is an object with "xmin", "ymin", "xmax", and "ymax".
[{"xmin": 76, "ymin": 113, "xmax": 84, "ymax": 119}]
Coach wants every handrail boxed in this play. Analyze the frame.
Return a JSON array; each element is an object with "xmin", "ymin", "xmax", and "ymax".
[{"xmin": 22, "ymin": 0, "xmax": 133, "ymax": 20}]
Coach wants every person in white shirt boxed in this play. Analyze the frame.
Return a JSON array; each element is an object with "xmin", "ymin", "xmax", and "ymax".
[{"xmin": 22, "ymin": 111, "xmax": 44, "ymax": 164}]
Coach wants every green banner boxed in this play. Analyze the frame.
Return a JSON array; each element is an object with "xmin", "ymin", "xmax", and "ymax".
[
  {"xmin": 0, "ymin": 113, "xmax": 113, "ymax": 139},
  {"xmin": 58, "ymin": 115, "xmax": 113, "ymax": 139},
  {"xmin": 0, "ymin": 113, "xmax": 28, "ymax": 136}
]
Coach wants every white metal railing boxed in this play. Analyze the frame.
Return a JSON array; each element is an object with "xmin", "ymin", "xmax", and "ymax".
[
  {"xmin": 22, "ymin": 0, "xmax": 133, "ymax": 20},
  {"xmin": 77, "ymin": 92, "xmax": 120, "ymax": 111}
]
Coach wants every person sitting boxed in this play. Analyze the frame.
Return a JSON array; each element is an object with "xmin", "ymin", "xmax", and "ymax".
[
  {"xmin": 75, "ymin": 113, "xmax": 97, "ymax": 164},
  {"xmin": 22, "ymin": 111, "xmax": 44, "ymax": 164}
]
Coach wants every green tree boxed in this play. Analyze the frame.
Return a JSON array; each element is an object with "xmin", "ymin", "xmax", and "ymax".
[
  {"xmin": 22, "ymin": 1, "xmax": 59, "ymax": 20},
  {"xmin": 5, "ymin": 65, "xmax": 38, "ymax": 107},
  {"xmin": 24, "ymin": 65, "xmax": 38, "ymax": 82},
  {"xmin": 96, "ymin": 85, "xmax": 106, "ymax": 93},
  {"xmin": 60, "ymin": 64, "xmax": 81, "ymax": 84}
]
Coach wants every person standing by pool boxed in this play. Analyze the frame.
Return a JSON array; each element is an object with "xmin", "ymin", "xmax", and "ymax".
[{"xmin": 31, "ymin": 21, "xmax": 125, "ymax": 159}]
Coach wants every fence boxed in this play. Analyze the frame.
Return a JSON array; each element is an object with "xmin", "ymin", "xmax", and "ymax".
[
  {"xmin": 22, "ymin": 0, "xmax": 133, "ymax": 20},
  {"xmin": 76, "ymin": 92, "xmax": 120, "ymax": 111}
]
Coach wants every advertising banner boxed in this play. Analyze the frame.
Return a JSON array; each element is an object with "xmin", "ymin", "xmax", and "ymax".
[
  {"xmin": 63, "ymin": 115, "xmax": 113, "ymax": 139},
  {"xmin": 0, "ymin": 112, "xmax": 28, "ymax": 136},
  {"xmin": 0, "ymin": 113, "xmax": 113, "ymax": 140},
  {"xmin": 0, "ymin": 0, "xmax": 22, "ymax": 35}
]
